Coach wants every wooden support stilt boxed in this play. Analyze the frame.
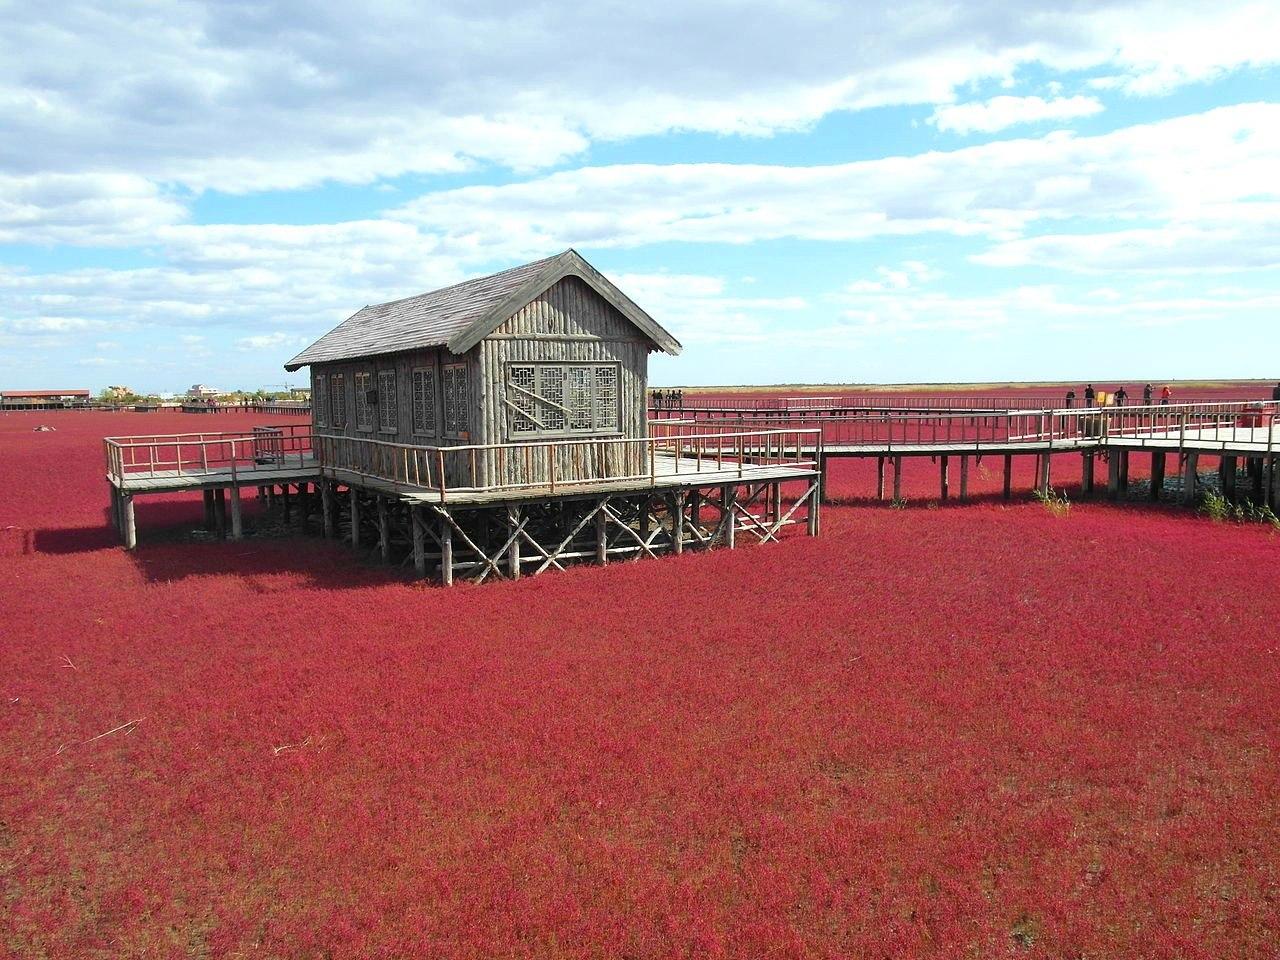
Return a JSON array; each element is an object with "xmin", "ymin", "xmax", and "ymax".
[
  {"xmin": 893, "ymin": 456, "xmax": 902, "ymax": 501},
  {"xmin": 214, "ymin": 488, "xmax": 227, "ymax": 539},
  {"xmin": 1250, "ymin": 457, "xmax": 1264, "ymax": 502},
  {"xmin": 770, "ymin": 482, "xmax": 782, "ymax": 524},
  {"xmin": 959, "ymin": 456, "xmax": 969, "ymax": 503},
  {"xmin": 689, "ymin": 490, "xmax": 702, "ymax": 533},
  {"xmin": 377, "ymin": 497, "xmax": 390, "ymax": 562},
  {"xmin": 508, "ymin": 506, "xmax": 522, "ymax": 578},
  {"xmin": 1039, "ymin": 452, "xmax": 1051, "ymax": 495},
  {"xmin": 1002, "ymin": 454, "xmax": 1013, "ymax": 502},
  {"xmin": 321, "ymin": 482, "xmax": 334, "ymax": 538},
  {"xmin": 671, "ymin": 492, "xmax": 686, "ymax": 555},
  {"xmin": 1180, "ymin": 452, "xmax": 1199, "ymax": 505},
  {"xmin": 229, "ymin": 485, "xmax": 243, "ymax": 540},
  {"xmin": 940, "ymin": 456, "xmax": 949, "ymax": 501},
  {"xmin": 282, "ymin": 484, "xmax": 292, "ymax": 523},
  {"xmin": 123, "ymin": 495, "xmax": 136, "ymax": 550},
  {"xmin": 807, "ymin": 480, "xmax": 820, "ymax": 536},
  {"xmin": 595, "ymin": 502, "xmax": 608, "ymax": 565},
  {"xmin": 1082, "ymin": 453, "xmax": 1095, "ymax": 497},
  {"xmin": 439, "ymin": 514, "xmax": 454, "ymax": 586},
  {"xmin": 875, "ymin": 457, "xmax": 885, "ymax": 501},
  {"xmin": 1221, "ymin": 455, "xmax": 1237, "ymax": 502},
  {"xmin": 203, "ymin": 489, "xmax": 215, "ymax": 530},
  {"xmin": 1266, "ymin": 456, "xmax": 1276, "ymax": 509},
  {"xmin": 1108, "ymin": 452, "xmax": 1124, "ymax": 499},
  {"xmin": 350, "ymin": 488, "xmax": 360, "ymax": 548},
  {"xmin": 1150, "ymin": 452, "xmax": 1166, "ymax": 501},
  {"xmin": 411, "ymin": 507, "xmax": 426, "ymax": 576},
  {"xmin": 723, "ymin": 485, "xmax": 737, "ymax": 548},
  {"xmin": 1118, "ymin": 450, "xmax": 1130, "ymax": 493}
]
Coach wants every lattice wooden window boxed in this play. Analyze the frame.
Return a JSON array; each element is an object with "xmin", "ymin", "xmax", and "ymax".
[
  {"xmin": 354, "ymin": 371, "xmax": 373, "ymax": 431},
  {"xmin": 377, "ymin": 369, "xmax": 397, "ymax": 433},
  {"xmin": 330, "ymin": 373, "xmax": 345, "ymax": 426},
  {"xmin": 411, "ymin": 366, "xmax": 436, "ymax": 436},
  {"xmin": 442, "ymin": 363, "xmax": 469, "ymax": 439},
  {"xmin": 505, "ymin": 362, "xmax": 621, "ymax": 438},
  {"xmin": 313, "ymin": 373, "xmax": 328, "ymax": 426}
]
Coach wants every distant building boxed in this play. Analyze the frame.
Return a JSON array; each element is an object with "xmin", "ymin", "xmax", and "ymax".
[
  {"xmin": 290, "ymin": 386, "xmax": 311, "ymax": 399},
  {"xmin": 186, "ymin": 384, "xmax": 219, "ymax": 399},
  {"xmin": 105, "ymin": 385, "xmax": 132, "ymax": 399},
  {"xmin": 0, "ymin": 389, "xmax": 91, "ymax": 409}
]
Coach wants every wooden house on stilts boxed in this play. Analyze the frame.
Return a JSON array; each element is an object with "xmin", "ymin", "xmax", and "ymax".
[{"xmin": 103, "ymin": 250, "xmax": 823, "ymax": 582}]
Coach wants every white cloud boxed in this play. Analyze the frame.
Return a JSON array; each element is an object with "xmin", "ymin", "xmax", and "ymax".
[
  {"xmin": 235, "ymin": 332, "xmax": 311, "ymax": 351},
  {"xmin": 0, "ymin": 173, "xmax": 185, "ymax": 245},
  {"xmin": 392, "ymin": 104, "xmax": 1280, "ymax": 269},
  {"xmin": 1, "ymin": 0, "xmax": 1278, "ymax": 197},
  {"xmin": 928, "ymin": 95, "xmax": 1103, "ymax": 134}
]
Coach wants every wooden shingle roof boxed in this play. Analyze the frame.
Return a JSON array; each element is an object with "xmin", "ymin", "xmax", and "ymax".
[{"xmin": 284, "ymin": 249, "xmax": 680, "ymax": 370}]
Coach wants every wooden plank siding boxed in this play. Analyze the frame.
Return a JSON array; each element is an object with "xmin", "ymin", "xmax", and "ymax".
[{"xmin": 310, "ymin": 277, "xmax": 652, "ymax": 489}]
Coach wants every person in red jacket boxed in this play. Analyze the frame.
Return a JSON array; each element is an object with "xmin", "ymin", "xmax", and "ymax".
[{"xmin": 1161, "ymin": 385, "xmax": 1172, "ymax": 405}]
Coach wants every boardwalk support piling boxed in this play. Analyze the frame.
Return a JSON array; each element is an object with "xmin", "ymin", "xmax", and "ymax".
[
  {"xmin": 321, "ymin": 482, "xmax": 334, "ymax": 538},
  {"xmin": 1180, "ymin": 452, "xmax": 1200, "ymax": 505},
  {"xmin": 123, "ymin": 495, "xmax": 136, "ymax": 550},
  {"xmin": 229, "ymin": 485, "xmax": 242, "ymax": 540},
  {"xmin": 1002, "ymin": 454, "xmax": 1012, "ymax": 502},
  {"xmin": 1150, "ymin": 452, "xmax": 1166, "ymax": 501}
]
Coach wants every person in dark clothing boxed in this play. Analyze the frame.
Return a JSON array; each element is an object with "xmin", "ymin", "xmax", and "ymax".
[
  {"xmin": 1143, "ymin": 383, "xmax": 1153, "ymax": 404},
  {"xmin": 1065, "ymin": 389, "xmax": 1076, "ymax": 408},
  {"xmin": 1114, "ymin": 386, "xmax": 1128, "ymax": 406},
  {"xmin": 1084, "ymin": 384, "xmax": 1096, "ymax": 407},
  {"xmin": 1272, "ymin": 382, "xmax": 1280, "ymax": 401}
]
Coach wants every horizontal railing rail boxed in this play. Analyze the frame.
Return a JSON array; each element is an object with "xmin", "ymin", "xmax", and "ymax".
[
  {"xmin": 104, "ymin": 427, "xmax": 823, "ymax": 501},
  {"xmin": 316, "ymin": 428, "xmax": 823, "ymax": 501},
  {"xmin": 651, "ymin": 401, "xmax": 1279, "ymax": 452}
]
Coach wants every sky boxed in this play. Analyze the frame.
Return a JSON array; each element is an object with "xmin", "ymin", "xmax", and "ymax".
[{"xmin": 1, "ymin": 0, "xmax": 1278, "ymax": 393}]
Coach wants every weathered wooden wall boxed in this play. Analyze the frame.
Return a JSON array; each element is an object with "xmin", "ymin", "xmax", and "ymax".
[{"xmin": 309, "ymin": 275, "xmax": 653, "ymax": 488}]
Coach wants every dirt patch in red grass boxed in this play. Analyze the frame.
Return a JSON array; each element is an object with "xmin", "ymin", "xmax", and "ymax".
[{"xmin": 2, "ymin": 410, "xmax": 1279, "ymax": 958}]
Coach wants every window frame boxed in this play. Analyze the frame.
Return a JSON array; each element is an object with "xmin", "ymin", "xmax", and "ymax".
[
  {"xmin": 312, "ymin": 372, "xmax": 328, "ymax": 427},
  {"xmin": 353, "ymin": 369, "xmax": 373, "ymax": 432},
  {"xmin": 329, "ymin": 373, "xmax": 346, "ymax": 427},
  {"xmin": 441, "ymin": 362, "xmax": 470, "ymax": 440},
  {"xmin": 411, "ymin": 364, "xmax": 438, "ymax": 438},
  {"xmin": 377, "ymin": 368, "xmax": 398, "ymax": 434},
  {"xmin": 504, "ymin": 361, "xmax": 623, "ymax": 440}
]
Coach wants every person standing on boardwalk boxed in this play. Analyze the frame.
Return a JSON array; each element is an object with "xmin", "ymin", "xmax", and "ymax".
[
  {"xmin": 1143, "ymin": 383, "xmax": 1153, "ymax": 404},
  {"xmin": 1065, "ymin": 388, "xmax": 1076, "ymax": 408},
  {"xmin": 1161, "ymin": 385, "xmax": 1172, "ymax": 405},
  {"xmin": 1272, "ymin": 382, "xmax": 1280, "ymax": 401},
  {"xmin": 1084, "ymin": 384, "xmax": 1096, "ymax": 407},
  {"xmin": 1114, "ymin": 386, "xmax": 1128, "ymax": 406}
]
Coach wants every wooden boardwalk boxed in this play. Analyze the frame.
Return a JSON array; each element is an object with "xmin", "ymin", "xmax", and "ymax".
[{"xmin": 99, "ymin": 403, "xmax": 1278, "ymax": 575}]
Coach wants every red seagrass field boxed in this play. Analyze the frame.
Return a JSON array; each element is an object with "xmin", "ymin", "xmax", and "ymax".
[{"xmin": 3, "ymin": 404, "xmax": 1279, "ymax": 959}]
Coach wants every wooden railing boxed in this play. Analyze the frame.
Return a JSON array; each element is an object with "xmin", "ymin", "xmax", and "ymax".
[
  {"xmin": 103, "ymin": 426, "xmax": 822, "ymax": 501},
  {"xmin": 653, "ymin": 402, "xmax": 1278, "ymax": 452},
  {"xmin": 103, "ymin": 425, "xmax": 313, "ymax": 482},
  {"xmin": 316, "ymin": 428, "xmax": 822, "ymax": 501},
  {"xmin": 649, "ymin": 393, "xmax": 1277, "ymax": 417}
]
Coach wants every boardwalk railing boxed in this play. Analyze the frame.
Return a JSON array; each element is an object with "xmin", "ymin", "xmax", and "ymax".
[
  {"xmin": 104, "ymin": 426, "xmax": 822, "ymax": 501},
  {"xmin": 653, "ymin": 401, "xmax": 1279, "ymax": 452},
  {"xmin": 317, "ymin": 428, "xmax": 822, "ymax": 500},
  {"xmin": 104, "ymin": 425, "xmax": 313, "ymax": 482},
  {"xmin": 650, "ymin": 393, "xmax": 1277, "ymax": 417}
]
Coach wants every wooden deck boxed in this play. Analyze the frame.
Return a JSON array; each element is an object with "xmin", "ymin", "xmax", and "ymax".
[
  {"xmin": 109, "ymin": 461, "xmax": 321, "ymax": 494},
  {"xmin": 325, "ymin": 454, "xmax": 819, "ymax": 506}
]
